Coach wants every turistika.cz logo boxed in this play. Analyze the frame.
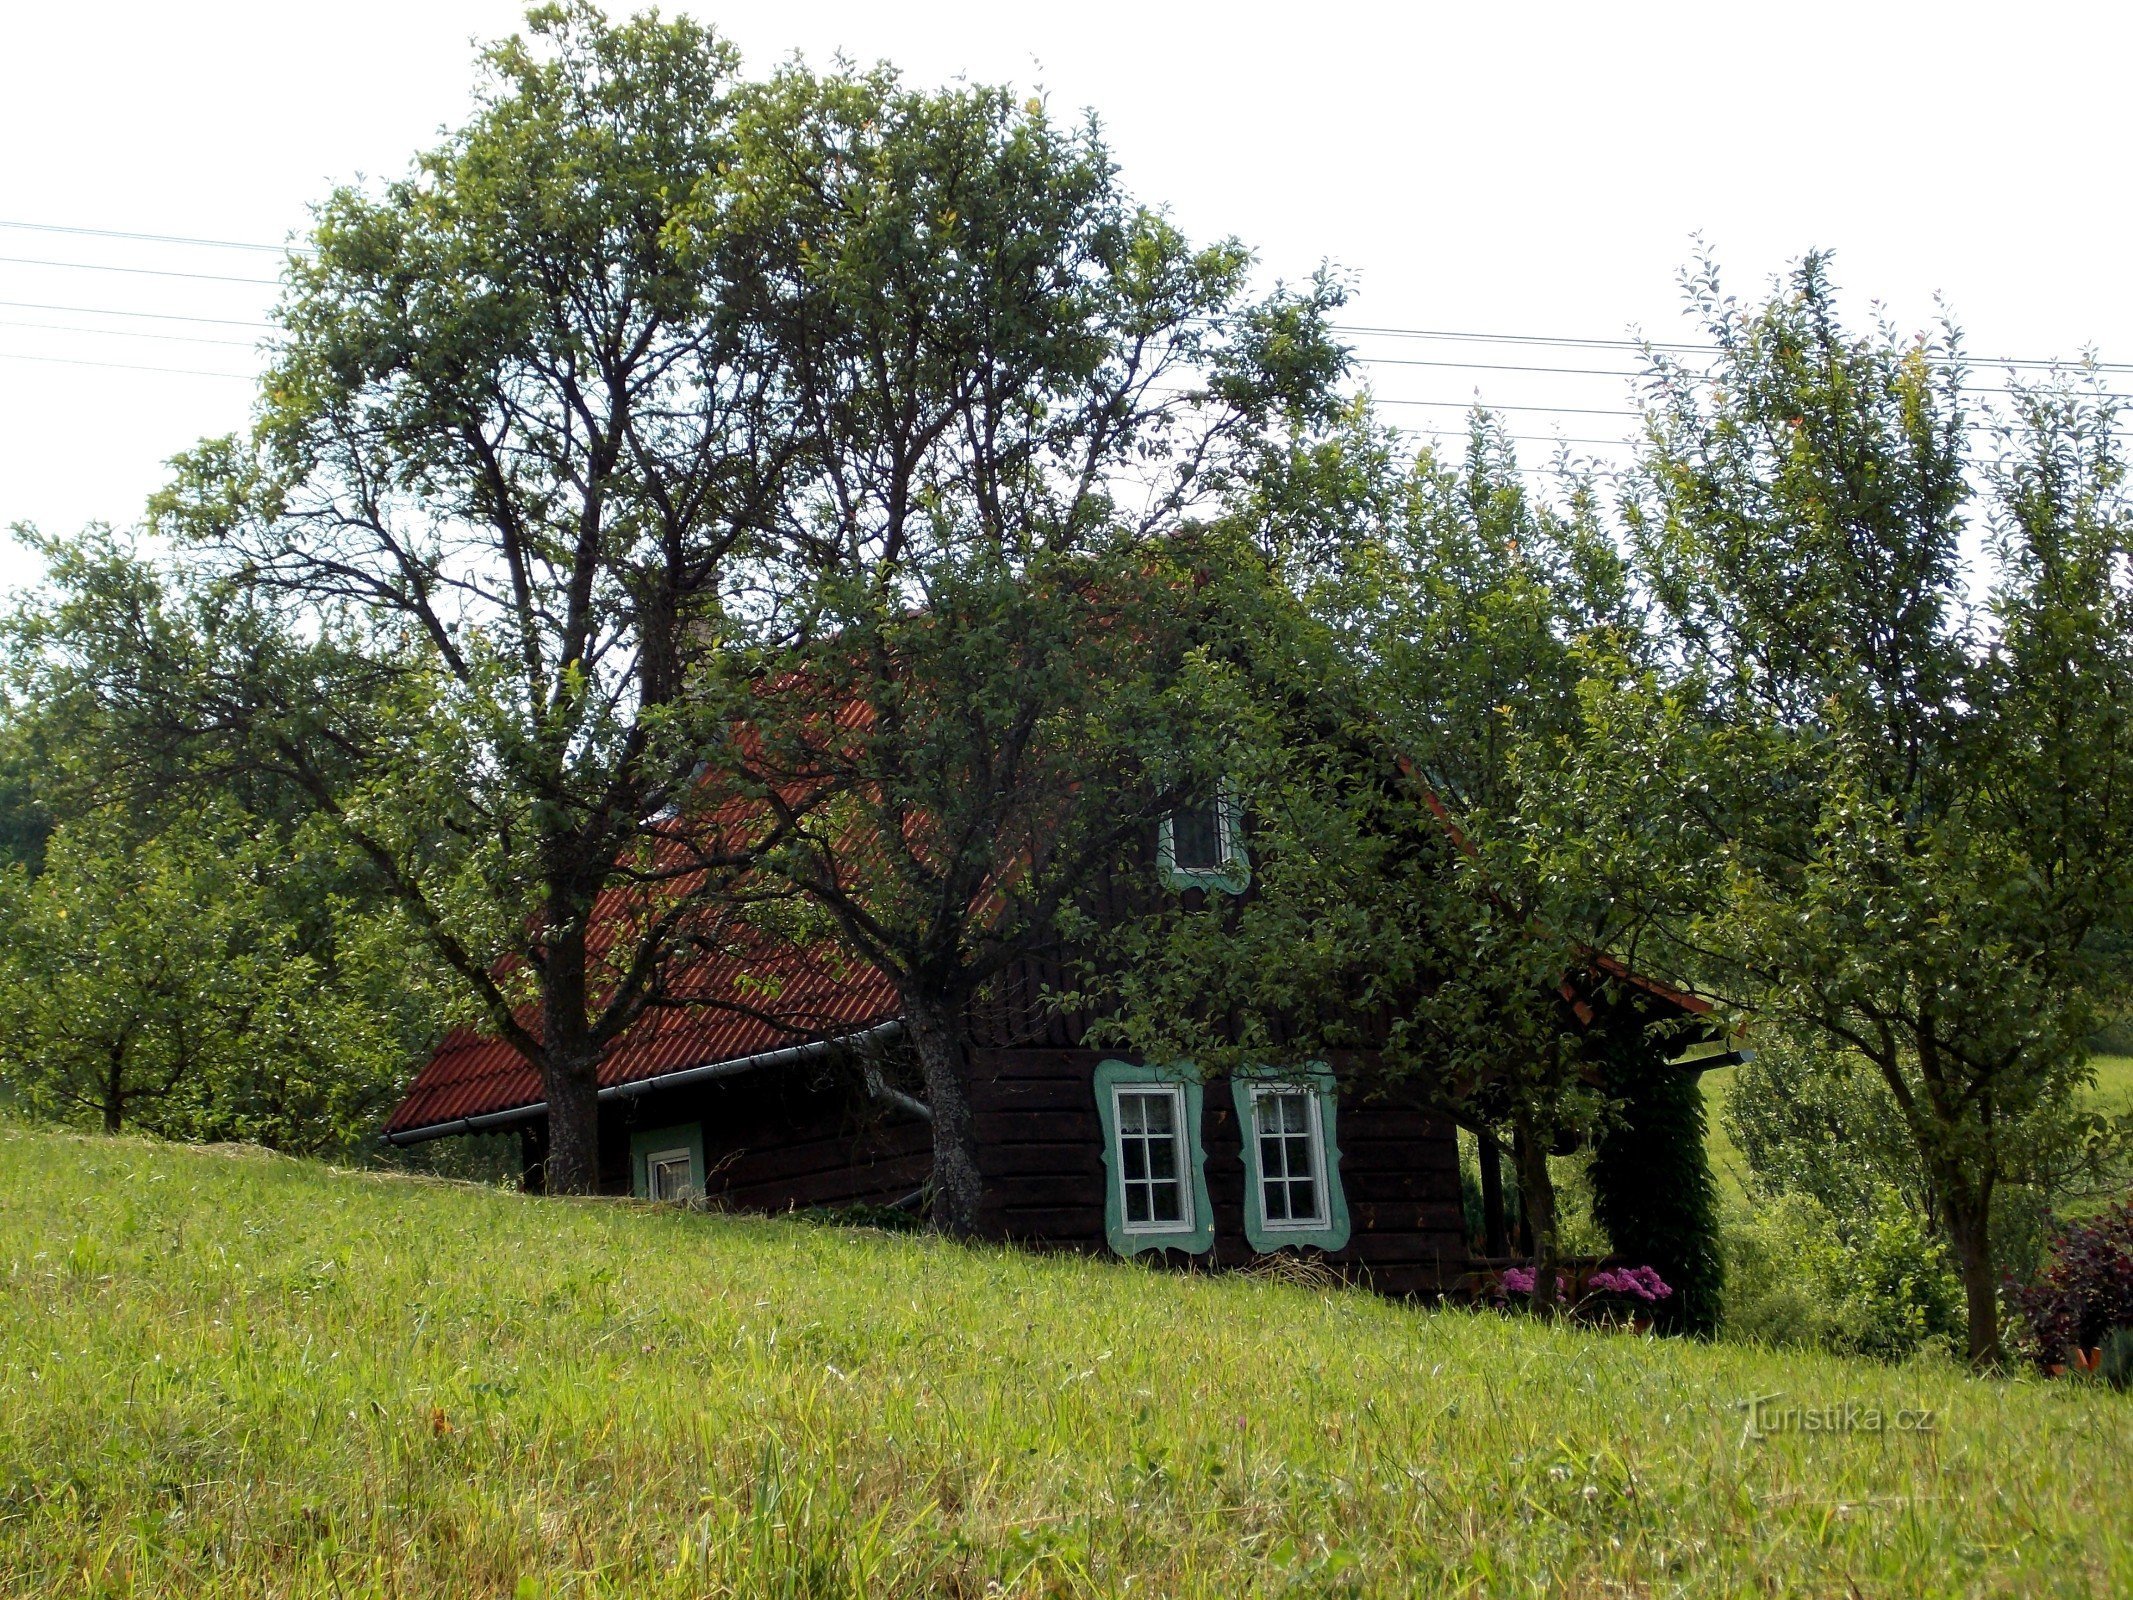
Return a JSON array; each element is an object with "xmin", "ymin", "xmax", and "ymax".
[{"xmin": 1736, "ymin": 1392, "xmax": 1938, "ymax": 1443}]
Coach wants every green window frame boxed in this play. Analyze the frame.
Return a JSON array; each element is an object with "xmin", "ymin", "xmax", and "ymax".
[
  {"xmin": 1232, "ymin": 1066, "xmax": 1350, "ymax": 1253},
  {"xmin": 1093, "ymin": 1059, "xmax": 1214, "ymax": 1256},
  {"xmin": 1157, "ymin": 780, "xmax": 1249, "ymax": 895},
  {"xmin": 630, "ymin": 1122, "xmax": 705, "ymax": 1201}
]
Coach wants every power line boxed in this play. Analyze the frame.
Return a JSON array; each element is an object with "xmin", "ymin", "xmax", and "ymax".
[
  {"xmin": 1332, "ymin": 321, "xmax": 2133, "ymax": 377},
  {"xmin": 0, "ymin": 317, "xmax": 266, "ymax": 349},
  {"xmin": 0, "ymin": 254, "xmax": 281, "ymax": 287},
  {"xmin": 1374, "ymin": 396, "xmax": 1641, "ymax": 418},
  {"xmin": 0, "ymin": 297, "xmax": 274, "ymax": 329},
  {"xmin": 0, "ymin": 219, "xmax": 311, "ymax": 256},
  {"xmin": 0, "ymin": 348, "xmax": 254, "ymax": 380},
  {"xmin": 0, "ymin": 218, "xmax": 2122, "ymax": 375}
]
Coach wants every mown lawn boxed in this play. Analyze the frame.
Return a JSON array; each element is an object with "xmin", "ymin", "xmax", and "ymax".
[{"xmin": 1, "ymin": 1125, "xmax": 2129, "ymax": 1598}]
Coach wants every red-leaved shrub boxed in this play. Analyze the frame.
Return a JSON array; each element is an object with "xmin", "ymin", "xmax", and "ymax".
[{"xmin": 2014, "ymin": 1201, "xmax": 2133, "ymax": 1371}]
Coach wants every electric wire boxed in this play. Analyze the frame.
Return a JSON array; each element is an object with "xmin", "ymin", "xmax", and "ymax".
[
  {"xmin": 0, "ymin": 297, "xmax": 275, "ymax": 328},
  {"xmin": 0, "ymin": 349, "xmax": 255, "ymax": 380},
  {"xmin": 0, "ymin": 219, "xmax": 311, "ymax": 255},
  {"xmin": 0, "ymin": 254, "xmax": 281, "ymax": 286},
  {"xmin": 0, "ymin": 317, "xmax": 266, "ymax": 349}
]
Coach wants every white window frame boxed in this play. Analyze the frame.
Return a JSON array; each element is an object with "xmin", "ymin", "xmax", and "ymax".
[
  {"xmin": 1158, "ymin": 778, "xmax": 1249, "ymax": 893},
  {"xmin": 1246, "ymin": 1082, "xmax": 1330, "ymax": 1232},
  {"xmin": 1165, "ymin": 792, "xmax": 1234, "ymax": 872},
  {"xmin": 644, "ymin": 1146, "xmax": 696, "ymax": 1202},
  {"xmin": 1110, "ymin": 1082, "xmax": 1195, "ymax": 1235}
]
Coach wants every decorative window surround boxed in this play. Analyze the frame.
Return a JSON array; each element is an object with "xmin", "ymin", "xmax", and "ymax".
[
  {"xmin": 1232, "ymin": 1067, "xmax": 1350, "ymax": 1253},
  {"xmin": 1158, "ymin": 781, "xmax": 1250, "ymax": 895},
  {"xmin": 630, "ymin": 1122, "xmax": 705, "ymax": 1201},
  {"xmin": 1094, "ymin": 1059, "xmax": 1214, "ymax": 1256}
]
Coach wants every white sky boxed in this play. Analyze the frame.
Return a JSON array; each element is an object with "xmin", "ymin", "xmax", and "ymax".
[{"xmin": 2, "ymin": 1, "xmax": 2127, "ymax": 596}]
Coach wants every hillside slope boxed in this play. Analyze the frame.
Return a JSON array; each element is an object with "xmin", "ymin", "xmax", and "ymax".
[{"xmin": 0, "ymin": 1125, "xmax": 2127, "ymax": 1598}]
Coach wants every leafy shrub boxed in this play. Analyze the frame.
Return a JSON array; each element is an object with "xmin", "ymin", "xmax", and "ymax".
[
  {"xmin": 2013, "ymin": 1201, "xmax": 2133, "ymax": 1378},
  {"xmin": 1721, "ymin": 1188, "xmax": 1962, "ymax": 1361}
]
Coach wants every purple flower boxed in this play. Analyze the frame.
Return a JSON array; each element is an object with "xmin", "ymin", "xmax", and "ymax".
[
  {"xmin": 1499, "ymin": 1266, "xmax": 1569, "ymax": 1296},
  {"xmin": 1586, "ymin": 1265, "xmax": 1673, "ymax": 1303}
]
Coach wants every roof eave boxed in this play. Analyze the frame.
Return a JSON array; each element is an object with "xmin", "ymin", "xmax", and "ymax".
[{"xmin": 381, "ymin": 1017, "xmax": 905, "ymax": 1147}]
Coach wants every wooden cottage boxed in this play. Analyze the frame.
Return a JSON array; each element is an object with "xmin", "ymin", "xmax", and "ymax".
[{"xmin": 385, "ymin": 782, "xmax": 1719, "ymax": 1299}]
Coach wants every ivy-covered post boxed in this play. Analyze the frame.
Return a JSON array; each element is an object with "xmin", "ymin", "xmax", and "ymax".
[{"xmin": 1588, "ymin": 1012, "xmax": 1724, "ymax": 1335}]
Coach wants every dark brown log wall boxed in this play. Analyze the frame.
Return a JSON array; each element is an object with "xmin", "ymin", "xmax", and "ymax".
[
  {"xmin": 969, "ymin": 1047, "xmax": 1468, "ymax": 1295},
  {"xmin": 595, "ymin": 1066, "xmax": 933, "ymax": 1211}
]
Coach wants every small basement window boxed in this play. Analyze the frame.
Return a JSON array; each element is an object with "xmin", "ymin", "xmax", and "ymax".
[
  {"xmin": 644, "ymin": 1147, "xmax": 696, "ymax": 1202},
  {"xmin": 1093, "ymin": 1059, "xmax": 1214, "ymax": 1256},
  {"xmin": 629, "ymin": 1123, "xmax": 705, "ymax": 1202},
  {"xmin": 1158, "ymin": 781, "xmax": 1249, "ymax": 894}
]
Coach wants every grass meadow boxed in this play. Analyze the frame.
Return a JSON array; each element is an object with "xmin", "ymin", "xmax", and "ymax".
[{"xmin": 1, "ymin": 1123, "xmax": 2129, "ymax": 1598}]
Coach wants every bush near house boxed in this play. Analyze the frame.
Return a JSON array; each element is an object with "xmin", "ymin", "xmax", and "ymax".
[
  {"xmin": 2016, "ymin": 1201, "xmax": 2133, "ymax": 1382},
  {"xmin": 2, "ymin": 1123, "xmax": 2130, "ymax": 1598}
]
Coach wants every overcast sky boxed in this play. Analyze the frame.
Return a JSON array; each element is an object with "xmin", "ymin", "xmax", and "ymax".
[{"xmin": 2, "ymin": 1, "xmax": 2126, "ymax": 594}]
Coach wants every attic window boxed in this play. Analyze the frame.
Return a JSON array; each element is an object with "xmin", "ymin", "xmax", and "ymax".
[
  {"xmin": 1158, "ymin": 781, "xmax": 1249, "ymax": 894},
  {"xmin": 1169, "ymin": 797, "xmax": 1227, "ymax": 872}
]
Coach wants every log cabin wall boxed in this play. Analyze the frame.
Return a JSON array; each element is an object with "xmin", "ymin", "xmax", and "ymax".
[
  {"xmin": 594, "ymin": 1064, "xmax": 933, "ymax": 1210},
  {"xmin": 969, "ymin": 1047, "xmax": 1468, "ymax": 1295}
]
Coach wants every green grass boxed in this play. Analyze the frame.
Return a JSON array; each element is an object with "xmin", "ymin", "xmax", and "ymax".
[
  {"xmin": 2, "ymin": 1126, "xmax": 2130, "ymax": 1597},
  {"xmin": 2087, "ymin": 1053, "xmax": 2133, "ymax": 1114}
]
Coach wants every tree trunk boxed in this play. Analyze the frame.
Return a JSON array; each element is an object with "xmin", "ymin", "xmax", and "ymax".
[
  {"xmin": 902, "ymin": 991, "xmax": 983, "ymax": 1237},
  {"xmin": 541, "ymin": 1055, "xmax": 602, "ymax": 1195},
  {"xmin": 103, "ymin": 1044, "xmax": 126, "ymax": 1134},
  {"xmin": 1944, "ymin": 1186, "xmax": 2004, "ymax": 1368},
  {"xmin": 1515, "ymin": 1115, "xmax": 1562, "ymax": 1316},
  {"xmin": 538, "ymin": 925, "xmax": 602, "ymax": 1195},
  {"xmin": 1478, "ymin": 1126, "xmax": 1508, "ymax": 1257}
]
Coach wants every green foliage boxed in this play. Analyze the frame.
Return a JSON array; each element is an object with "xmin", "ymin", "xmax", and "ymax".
[
  {"xmin": 0, "ymin": 809, "xmax": 437, "ymax": 1155},
  {"xmin": 4, "ymin": 1121, "xmax": 2129, "ymax": 1596},
  {"xmin": 0, "ymin": 529, "xmax": 452, "ymax": 1156},
  {"xmin": 1722, "ymin": 1188, "xmax": 1965, "ymax": 1361},
  {"xmin": 1547, "ymin": 250, "xmax": 2133, "ymax": 1363},
  {"xmin": 692, "ymin": 51, "xmax": 1350, "ymax": 1232}
]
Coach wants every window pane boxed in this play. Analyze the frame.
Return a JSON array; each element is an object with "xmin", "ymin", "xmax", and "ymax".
[
  {"xmin": 1120, "ymin": 1094, "xmax": 1148, "ymax": 1134},
  {"xmin": 1122, "ymin": 1137, "xmax": 1149, "ymax": 1182},
  {"xmin": 1260, "ymin": 1132, "xmax": 1289, "ymax": 1180},
  {"xmin": 1125, "ymin": 1182, "xmax": 1151, "ymax": 1223},
  {"xmin": 1141, "ymin": 1094, "xmax": 1176, "ymax": 1136},
  {"xmin": 1147, "ymin": 1136, "xmax": 1178, "ymax": 1182},
  {"xmin": 1170, "ymin": 799, "xmax": 1224, "ymax": 870},
  {"xmin": 1282, "ymin": 1133, "xmax": 1314, "ymax": 1177},
  {"xmin": 1288, "ymin": 1178, "xmax": 1317, "ymax": 1220},
  {"xmin": 649, "ymin": 1155, "xmax": 691, "ymax": 1201},
  {"xmin": 1264, "ymin": 1176, "xmax": 1291, "ymax": 1221},
  {"xmin": 1149, "ymin": 1178, "xmax": 1183, "ymax": 1223}
]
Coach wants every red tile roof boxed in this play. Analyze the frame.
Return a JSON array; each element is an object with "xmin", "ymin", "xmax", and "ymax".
[{"xmin": 385, "ymin": 911, "xmax": 901, "ymax": 1139}]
